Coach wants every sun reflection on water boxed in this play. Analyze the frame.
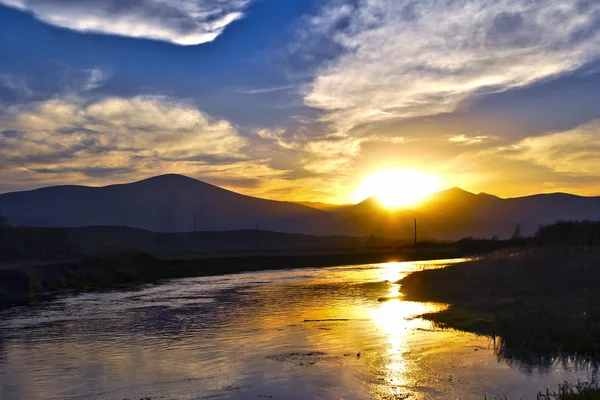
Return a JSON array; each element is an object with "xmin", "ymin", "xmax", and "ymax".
[{"xmin": 369, "ymin": 260, "xmax": 455, "ymax": 399}]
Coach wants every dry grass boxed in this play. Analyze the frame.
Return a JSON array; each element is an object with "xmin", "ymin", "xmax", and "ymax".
[
  {"xmin": 485, "ymin": 373, "xmax": 600, "ymax": 399},
  {"xmin": 399, "ymin": 247, "xmax": 600, "ymax": 354}
]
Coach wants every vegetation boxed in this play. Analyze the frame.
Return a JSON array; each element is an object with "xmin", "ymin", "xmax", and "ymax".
[
  {"xmin": 0, "ymin": 226, "xmax": 75, "ymax": 264},
  {"xmin": 402, "ymin": 247, "xmax": 600, "ymax": 354},
  {"xmin": 535, "ymin": 220, "xmax": 600, "ymax": 247},
  {"xmin": 486, "ymin": 374, "xmax": 600, "ymax": 399},
  {"xmin": 400, "ymin": 221, "xmax": 600, "ymax": 356},
  {"xmin": 536, "ymin": 377, "xmax": 600, "ymax": 400}
]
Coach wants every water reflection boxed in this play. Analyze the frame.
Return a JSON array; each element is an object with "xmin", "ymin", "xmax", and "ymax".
[
  {"xmin": 370, "ymin": 265, "xmax": 448, "ymax": 400},
  {"xmin": 0, "ymin": 259, "xmax": 595, "ymax": 400},
  {"xmin": 498, "ymin": 346, "xmax": 600, "ymax": 376}
]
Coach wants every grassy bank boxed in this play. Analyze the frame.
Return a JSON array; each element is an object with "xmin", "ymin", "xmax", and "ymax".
[
  {"xmin": 487, "ymin": 374, "xmax": 600, "ymax": 399},
  {"xmin": 535, "ymin": 377, "xmax": 600, "ymax": 400},
  {"xmin": 399, "ymin": 247, "xmax": 600, "ymax": 355},
  {"xmin": 0, "ymin": 245, "xmax": 460, "ymax": 308}
]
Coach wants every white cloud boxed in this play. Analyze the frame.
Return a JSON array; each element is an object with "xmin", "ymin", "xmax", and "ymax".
[
  {"xmin": 82, "ymin": 68, "xmax": 110, "ymax": 91},
  {"xmin": 303, "ymin": 0, "xmax": 600, "ymax": 132},
  {"xmin": 0, "ymin": 0, "xmax": 251, "ymax": 45},
  {"xmin": 0, "ymin": 95, "xmax": 249, "ymax": 177}
]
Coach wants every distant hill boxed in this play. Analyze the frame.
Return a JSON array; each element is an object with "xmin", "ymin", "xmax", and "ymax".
[
  {"xmin": 294, "ymin": 201, "xmax": 351, "ymax": 212},
  {"xmin": 0, "ymin": 174, "xmax": 341, "ymax": 234},
  {"xmin": 2, "ymin": 175, "xmax": 600, "ymax": 239},
  {"xmin": 340, "ymin": 187, "xmax": 600, "ymax": 239}
]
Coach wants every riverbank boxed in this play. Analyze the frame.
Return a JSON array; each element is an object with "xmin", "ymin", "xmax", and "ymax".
[
  {"xmin": 0, "ymin": 245, "xmax": 460, "ymax": 308},
  {"xmin": 399, "ymin": 247, "xmax": 600, "ymax": 356}
]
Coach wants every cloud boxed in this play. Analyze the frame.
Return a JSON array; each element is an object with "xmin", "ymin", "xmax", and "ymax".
[
  {"xmin": 82, "ymin": 68, "xmax": 111, "ymax": 91},
  {"xmin": 0, "ymin": 73, "xmax": 34, "ymax": 97},
  {"xmin": 0, "ymin": 93, "xmax": 350, "ymax": 202},
  {"xmin": 512, "ymin": 121, "xmax": 600, "ymax": 175},
  {"xmin": 30, "ymin": 166, "xmax": 136, "ymax": 177},
  {"xmin": 302, "ymin": 0, "xmax": 600, "ymax": 132},
  {"xmin": 0, "ymin": 94, "xmax": 254, "ymax": 184},
  {"xmin": 0, "ymin": 0, "xmax": 252, "ymax": 45},
  {"xmin": 236, "ymin": 85, "xmax": 295, "ymax": 95},
  {"xmin": 449, "ymin": 134, "xmax": 490, "ymax": 145}
]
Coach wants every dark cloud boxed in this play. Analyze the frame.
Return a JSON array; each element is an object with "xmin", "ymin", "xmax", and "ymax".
[
  {"xmin": 202, "ymin": 175, "xmax": 262, "ymax": 189},
  {"xmin": 30, "ymin": 166, "xmax": 135, "ymax": 177},
  {"xmin": 159, "ymin": 153, "xmax": 248, "ymax": 165},
  {"xmin": 1, "ymin": 130, "xmax": 22, "ymax": 138}
]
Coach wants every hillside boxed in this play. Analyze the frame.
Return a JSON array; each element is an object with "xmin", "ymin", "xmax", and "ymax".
[
  {"xmin": 0, "ymin": 174, "xmax": 341, "ymax": 234},
  {"xmin": 340, "ymin": 188, "xmax": 600, "ymax": 239}
]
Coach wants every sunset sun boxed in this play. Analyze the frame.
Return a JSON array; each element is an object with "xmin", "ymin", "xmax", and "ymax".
[{"xmin": 353, "ymin": 169, "xmax": 441, "ymax": 208}]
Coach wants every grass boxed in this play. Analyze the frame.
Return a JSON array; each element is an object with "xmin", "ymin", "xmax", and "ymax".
[
  {"xmin": 484, "ymin": 373, "xmax": 600, "ymax": 399},
  {"xmin": 420, "ymin": 307, "xmax": 495, "ymax": 334},
  {"xmin": 399, "ymin": 247, "xmax": 600, "ymax": 355}
]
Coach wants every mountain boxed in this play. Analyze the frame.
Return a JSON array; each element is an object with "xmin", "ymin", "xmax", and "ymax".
[
  {"xmin": 0, "ymin": 174, "xmax": 341, "ymax": 234},
  {"xmin": 339, "ymin": 187, "xmax": 600, "ymax": 239},
  {"xmin": 2, "ymin": 175, "xmax": 600, "ymax": 239},
  {"xmin": 336, "ymin": 197, "xmax": 387, "ymax": 214},
  {"xmin": 294, "ymin": 201, "xmax": 351, "ymax": 212}
]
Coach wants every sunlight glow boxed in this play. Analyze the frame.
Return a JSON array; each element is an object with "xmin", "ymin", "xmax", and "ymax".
[{"xmin": 353, "ymin": 169, "xmax": 440, "ymax": 208}]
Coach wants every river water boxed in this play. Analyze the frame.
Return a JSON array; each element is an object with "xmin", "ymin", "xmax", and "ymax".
[{"xmin": 0, "ymin": 259, "xmax": 595, "ymax": 400}]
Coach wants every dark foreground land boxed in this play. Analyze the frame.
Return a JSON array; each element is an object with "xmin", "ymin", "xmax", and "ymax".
[
  {"xmin": 400, "ymin": 222, "xmax": 600, "ymax": 357},
  {"xmin": 400, "ymin": 246, "xmax": 600, "ymax": 356}
]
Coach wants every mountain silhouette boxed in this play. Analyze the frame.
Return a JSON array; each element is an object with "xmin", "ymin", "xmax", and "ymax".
[
  {"xmin": 0, "ymin": 174, "xmax": 338, "ymax": 234},
  {"xmin": 341, "ymin": 187, "xmax": 600, "ymax": 239},
  {"xmin": 1, "ymin": 175, "xmax": 600, "ymax": 239}
]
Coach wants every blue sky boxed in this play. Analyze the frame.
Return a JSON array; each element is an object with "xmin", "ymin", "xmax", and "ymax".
[{"xmin": 1, "ymin": 0, "xmax": 600, "ymax": 202}]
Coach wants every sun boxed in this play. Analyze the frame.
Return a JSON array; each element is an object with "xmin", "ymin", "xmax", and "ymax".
[{"xmin": 353, "ymin": 169, "xmax": 440, "ymax": 208}]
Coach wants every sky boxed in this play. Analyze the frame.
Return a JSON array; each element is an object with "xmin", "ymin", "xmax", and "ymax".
[{"xmin": 1, "ymin": 0, "xmax": 600, "ymax": 204}]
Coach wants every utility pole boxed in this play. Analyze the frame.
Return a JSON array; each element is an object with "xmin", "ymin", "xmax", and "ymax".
[
  {"xmin": 193, "ymin": 217, "xmax": 196, "ymax": 232},
  {"xmin": 414, "ymin": 218, "xmax": 417, "ymax": 247}
]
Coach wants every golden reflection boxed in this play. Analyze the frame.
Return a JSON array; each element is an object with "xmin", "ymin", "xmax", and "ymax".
[
  {"xmin": 379, "ymin": 262, "xmax": 404, "ymax": 293},
  {"xmin": 370, "ymin": 299, "xmax": 418, "ymax": 397},
  {"xmin": 370, "ymin": 261, "xmax": 455, "ymax": 399}
]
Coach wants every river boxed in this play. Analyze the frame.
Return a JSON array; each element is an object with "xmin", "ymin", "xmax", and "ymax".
[{"xmin": 0, "ymin": 259, "xmax": 595, "ymax": 400}]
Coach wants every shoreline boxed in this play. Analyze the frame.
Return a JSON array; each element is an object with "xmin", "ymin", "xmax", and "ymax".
[{"xmin": 0, "ymin": 246, "xmax": 461, "ymax": 308}]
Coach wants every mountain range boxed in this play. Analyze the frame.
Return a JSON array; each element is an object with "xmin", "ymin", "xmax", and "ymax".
[{"xmin": 1, "ymin": 174, "xmax": 600, "ymax": 240}]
